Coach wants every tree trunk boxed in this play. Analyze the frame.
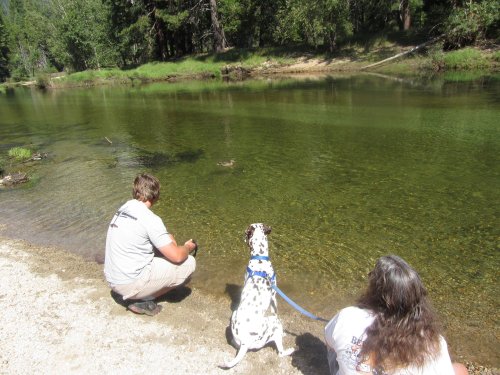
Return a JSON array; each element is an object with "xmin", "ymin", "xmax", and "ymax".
[
  {"xmin": 146, "ymin": 2, "xmax": 168, "ymax": 60},
  {"xmin": 326, "ymin": 31, "xmax": 337, "ymax": 53},
  {"xmin": 93, "ymin": 46, "xmax": 101, "ymax": 70},
  {"xmin": 400, "ymin": 0, "xmax": 411, "ymax": 30},
  {"xmin": 154, "ymin": 20, "xmax": 168, "ymax": 60},
  {"xmin": 209, "ymin": 0, "xmax": 227, "ymax": 53}
]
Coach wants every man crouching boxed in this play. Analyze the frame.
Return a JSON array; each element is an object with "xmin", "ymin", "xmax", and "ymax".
[{"xmin": 104, "ymin": 173, "xmax": 197, "ymax": 316}]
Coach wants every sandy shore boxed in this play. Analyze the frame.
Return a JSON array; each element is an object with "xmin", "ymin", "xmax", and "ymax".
[
  {"xmin": 0, "ymin": 237, "xmax": 329, "ymax": 374},
  {"xmin": 0, "ymin": 237, "xmax": 497, "ymax": 375}
]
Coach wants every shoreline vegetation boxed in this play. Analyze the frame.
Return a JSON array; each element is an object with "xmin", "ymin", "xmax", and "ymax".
[{"xmin": 1, "ymin": 44, "xmax": 499, "ymax": 93}]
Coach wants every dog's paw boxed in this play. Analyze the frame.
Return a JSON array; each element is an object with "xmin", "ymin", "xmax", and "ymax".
[
  {"xmin": 279, "ymin": 347, "xmax": 295, "ymax": 357},
  {"xmin": 218, "ymin": 362, "xmax": 230, "ymax": 370},
  {"xmin": 218, "ymin": 358, "xmax": 237, "ymax": 369}
]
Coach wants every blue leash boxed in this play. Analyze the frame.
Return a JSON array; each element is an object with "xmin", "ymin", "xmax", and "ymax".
[
  {"xmin": 247, "ymin": 255, "xmax": 329, "ymax": 323},
  {"xmin": 271, "ymin": 284, "xmax": 329, "ymax": 322}
]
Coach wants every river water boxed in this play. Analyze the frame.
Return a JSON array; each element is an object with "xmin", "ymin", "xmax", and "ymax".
[{"xmin": 0, "ymin": 74, "xmax": 498, "ymax": 365}]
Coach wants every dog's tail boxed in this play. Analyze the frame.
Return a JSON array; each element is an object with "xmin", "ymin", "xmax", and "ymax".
[{"xmin": 219, "ymin": 345, "xmax": 249, "ymax": 369}]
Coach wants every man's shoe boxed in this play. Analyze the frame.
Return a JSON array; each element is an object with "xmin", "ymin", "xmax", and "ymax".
[{"xmin": 127, "ymin": 300, "xmax": 162, "ymax": 316}]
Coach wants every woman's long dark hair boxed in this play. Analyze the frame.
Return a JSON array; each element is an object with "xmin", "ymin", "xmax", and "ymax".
[{"xmin": 357, "ymin": 255, "xmax": 441, "ymax": 371}]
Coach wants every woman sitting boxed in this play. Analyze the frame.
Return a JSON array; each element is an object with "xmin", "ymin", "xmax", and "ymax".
[{"xmin": 325, "ymin": 255, "xmax": 468, "ymax": 375}]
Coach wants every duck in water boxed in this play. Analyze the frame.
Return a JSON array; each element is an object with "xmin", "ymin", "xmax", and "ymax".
[{"xmin": 217, "ymin": 159, "xmax": 236, "ymax": 167}]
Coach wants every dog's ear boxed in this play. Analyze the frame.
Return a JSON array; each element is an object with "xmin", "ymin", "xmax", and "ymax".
[
  {"xmin": 263, "ymin": 224, "xmax": 272, "ymax": 235},
  {"xmin": 245, "ymin": 225, "xmax": 255, "ymax": 242}
]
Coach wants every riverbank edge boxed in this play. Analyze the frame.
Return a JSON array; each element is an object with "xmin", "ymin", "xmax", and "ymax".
[
  {"xmin": 1, "ymin": 44, "xmax": 499, "ymax": 92},
  {"xmin": 0, "ymin": 235, "xmax": 497, "ymax": 374}
]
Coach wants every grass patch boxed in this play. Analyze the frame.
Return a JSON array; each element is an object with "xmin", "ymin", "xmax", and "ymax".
[
  {"xmin": 8, "ymin": 147, "xmax": 32, "ymax": 162},
  {"xmin": 134, "ymin": 58, "xmax": 222, "ymax": 78},
  {"xmin": 442, "ymin": 48, "xmax": 490, "ymax": 70},
  {"xmin": 60, "ymin": 68, "xmax": 129, "ymax": 85},
  {"xmin": 55, "ymin": 49, "xmax": 297, "ymax": 88}
]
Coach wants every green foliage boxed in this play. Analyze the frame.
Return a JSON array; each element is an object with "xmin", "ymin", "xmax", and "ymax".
[
  {"xmin": 443, "ymin": 0, "xmax": 500, "ymax": 48},
  {"xmin": 3, "ymin": 0, "xmax": 119, "ymax": 77},
  {"xmin": 105, "ymin": 0, "xmax": 211, "ymax": 65},
  {"xmin": 218, "ymin": 0, "xmax": 282, "ymax": 48},
  {"xmin": 0, "ymin": 12, "xmax": 10, "ymax": 82},
  {"xmin": 218, "ymin": 0, "xmax": 240, "ymax": 38},
  {"xmin": 350, "ymin": 0, "xmax": 392, "ymax": 33},
  {"xmin": 8, "ymin": 147, "xmax": 32, "ymax": 161},
  {"xmin": 52, "ymin": 0, "xmax": 119, "ymax": 71},
  {"xmin": 117, "ymin": 15, "xmax": 154, "ymax": 66},
  {"xmin": 157, "ymin": 9, "xmax": 189, "ymax": 29},
  {"xmin": 3, "ymin": 0, "xmax": 57, "ymax": 80},
  {"xmin": 275, "ymin": 0, "xmax": 352, "ymax": 51},
  {"xmin": 492, "ymin": 51, "xmax": 500, "ymax": 63},
  {"xmin": 1, "ymin": 0, "xmax": 498, "ymax": 77}
]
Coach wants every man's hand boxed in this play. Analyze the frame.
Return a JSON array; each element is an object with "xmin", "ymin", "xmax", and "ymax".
[{"xmin": 184, "ymin": 239, "xmax": 197, "ymax": 254}]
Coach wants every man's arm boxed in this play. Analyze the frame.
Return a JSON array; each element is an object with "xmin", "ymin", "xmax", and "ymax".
[{"xmin": 157, "ymin": 235, "xmax": 196, "ymax": 264}]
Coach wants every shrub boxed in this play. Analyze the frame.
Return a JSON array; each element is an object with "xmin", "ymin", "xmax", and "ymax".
[
  {"xmin": 444, "ymin": 0, "xmax": 500, "ymax": 48},
  {"xmin": 428, "ymin": 49, "xmax": 446, "ymax": 71},
  {"xmin": 35, "ymin": 73, "xmax": 50, "ymax": 89}
]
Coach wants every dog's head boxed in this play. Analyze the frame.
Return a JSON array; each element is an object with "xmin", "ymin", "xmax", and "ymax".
[{"xmin": 245, "ymin": 223, "xmax": 272, "ymax": 255}]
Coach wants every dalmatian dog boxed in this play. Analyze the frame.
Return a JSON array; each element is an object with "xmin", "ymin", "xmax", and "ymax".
[{"xmin": 220, "ymin": 223, "xmax": 294, "ymax": 369}]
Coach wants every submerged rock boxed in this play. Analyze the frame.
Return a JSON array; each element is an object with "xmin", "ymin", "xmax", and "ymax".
[
  {"xmin": 0, "ymin": 172, "xmax": 29, "ymax": 186},
  {"xmin": 221, "ymin": 65, "xmax": 250, "ymax": 80}
]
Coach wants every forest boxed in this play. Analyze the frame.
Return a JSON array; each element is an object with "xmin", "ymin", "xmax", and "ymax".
[{"xmin": 0, "ymin": 0, "xmax": 498, "ymax": 82}]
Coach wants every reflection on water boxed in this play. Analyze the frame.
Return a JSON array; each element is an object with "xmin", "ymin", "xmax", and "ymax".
[{"xmin": 0, "ymin": 74, "xmax": 498, "ymax": 365}]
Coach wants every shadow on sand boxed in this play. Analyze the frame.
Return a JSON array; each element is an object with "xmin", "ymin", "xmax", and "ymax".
[
  {"xmin": 110, "ymin": 285, "xmax": 193, "ymax": 311},
  {"xmin": 289, "ymin": 331, "xmax": 329, "ymax": 375}
]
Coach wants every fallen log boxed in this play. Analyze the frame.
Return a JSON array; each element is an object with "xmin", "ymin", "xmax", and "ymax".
[{"xmin": 361, "ymin": 34, "xmax": 444, "ymax": 70}]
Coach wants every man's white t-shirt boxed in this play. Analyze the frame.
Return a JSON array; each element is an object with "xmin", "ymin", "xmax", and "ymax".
[
  {"xmin": 324, "ymin": 306, "xmax": 456, "ymax": 375},
  {"xmin": 104, "ymin": 199, "xmax": 173, "ymax": 285}
]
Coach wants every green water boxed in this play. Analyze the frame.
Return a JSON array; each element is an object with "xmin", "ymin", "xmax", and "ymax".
[{"xmin": 0, "ymin": 74, "xmax": 498, "ymax": 365}]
